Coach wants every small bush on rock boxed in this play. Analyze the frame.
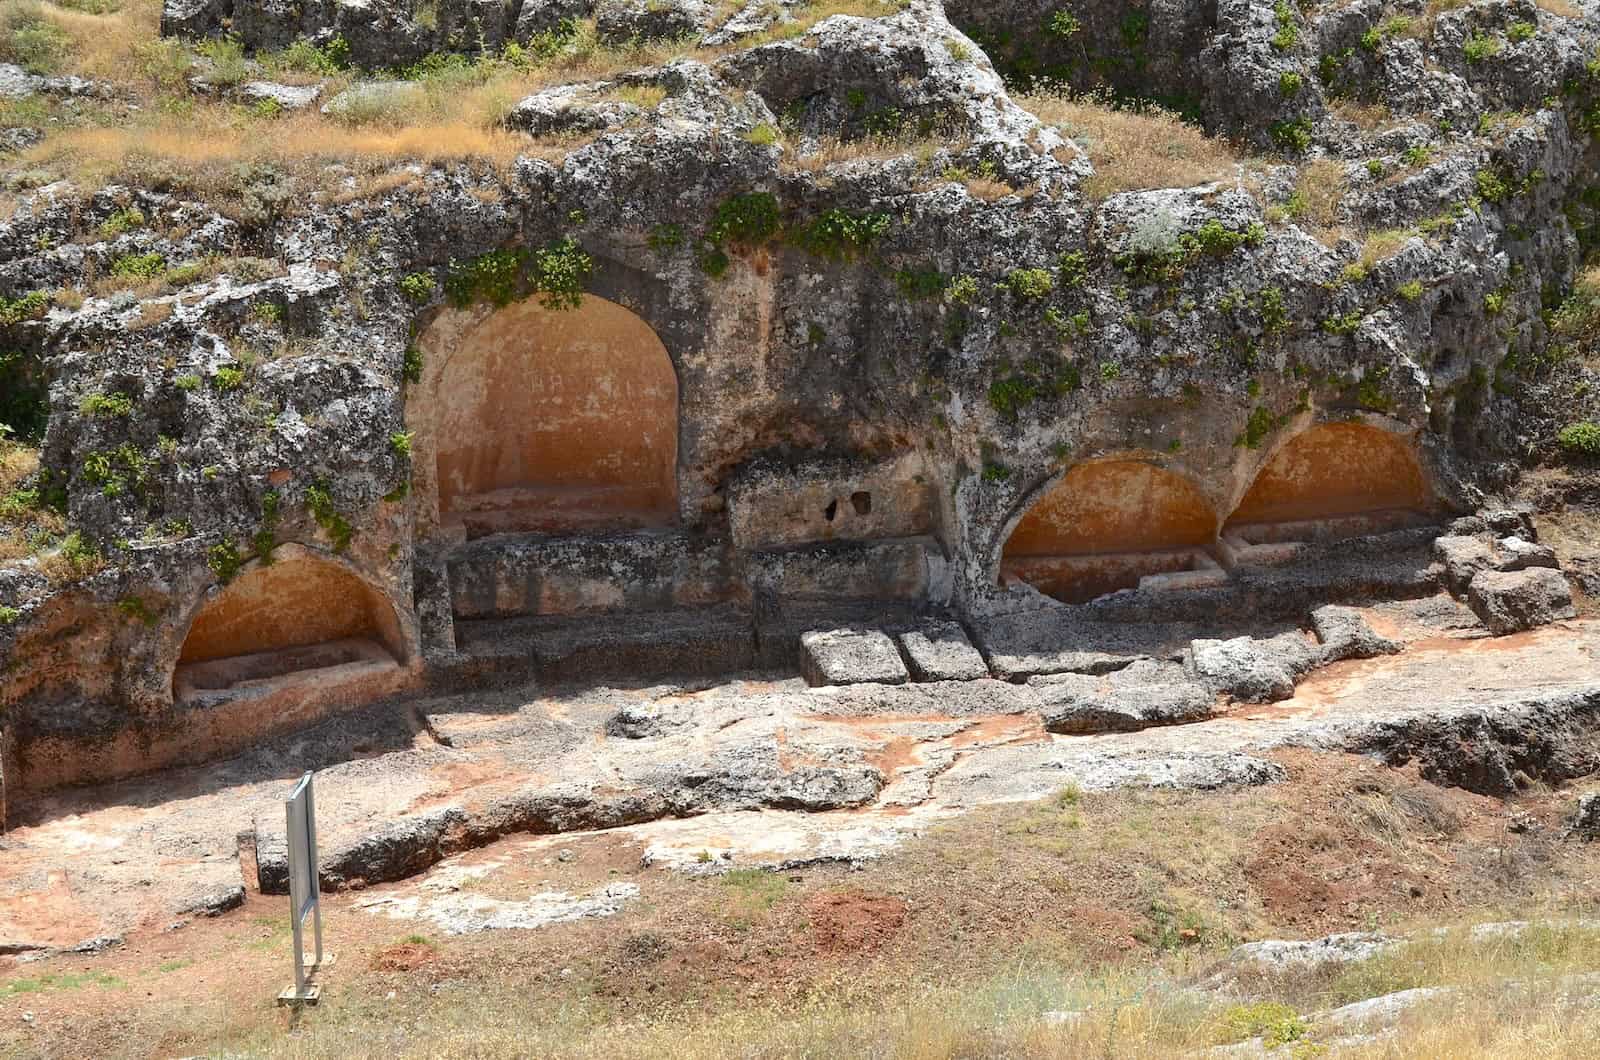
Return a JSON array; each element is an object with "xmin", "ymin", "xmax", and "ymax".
[{"xmin": 1558, "ymin": 421, "xmax": 1600, "ymax": 457}]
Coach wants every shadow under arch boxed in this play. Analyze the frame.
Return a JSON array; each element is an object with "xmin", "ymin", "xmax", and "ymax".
[
  {"xmin": 1222, "ymin": 420, "xmax": 1434, "ymax": 553},
  {"xmin": 999, "ymin": 458, "xmax": 1224, "ymax": 604},
  {"xmin": 417, "ymin": 291, "xmax": 681, "ymax": 540}
]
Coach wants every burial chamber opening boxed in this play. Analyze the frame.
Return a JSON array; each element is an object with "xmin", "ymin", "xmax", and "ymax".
[
  {"xmin": 1001, "ymin": 460, "xmax": 1223, "ymax": 604},
  {"xmin": 434, "ymin": 294, "xmax": 679, "ymax": 538},
  {"xmin": 173, "ymin": 552, "xmax": 405, "ymax": 698},
  {"xmin": 1223, "ymin": 422, "xmax": 1434, "ymax": 550}
]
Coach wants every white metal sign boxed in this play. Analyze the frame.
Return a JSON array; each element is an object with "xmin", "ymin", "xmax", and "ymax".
[{"xmin": 279, "ymin": 770, "xmax": 329, "ymax": 1005}]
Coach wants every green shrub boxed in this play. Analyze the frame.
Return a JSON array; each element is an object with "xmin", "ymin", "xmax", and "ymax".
[
  {"xmin": 1402, "ymin": 143, "xmax": 1431, "ymax": 167},
  {"xmin": 197, "ymin": 35, "xmax": 249, "ymax": 86},
  {"xmin": 1366, "ymin": 158, "xmax": 1384, "ymax": 178},
  {"xmin": 79, "ymin": 391, "xmax": 133, "ymax": 417},
  {"xmin": 0, "ymin": 289, "xmax": 48, "ymax": 325},
  {"xmin": 1475, "ymin": 167, "xmax": 1510, "ymax": 203},
  {"xmin": 402, "ymin": 346, "xmax": 423, "ymax": 384},
  {"xmin": 1278, "ymin": 71, "xmax": 1302, "ymax": 96},
  {"xmin": 111, "ymin": 252, "xmax": 166, "ymax": 281},
  {"xmin": 1270, "ymin": 0, "xmax": 1297, "ymax": 50},
  {"xmin": 1507, "ymin": 20, "xmax": 1535, "ymax": 44},
  {"xmin": 0, "ymin": 2, "xmax": 71, "ymax": 74},
  {"xmin": 530, "ymin": 238, "xmax": 592, "ymax": 310},
  {"xmin": 174, "ymin": 373, "xmax": 201, "ymax": 391},
  {"xmin": 1558, "ymin": 421, "xmax": 1600, "ymax": 456},
  {"xmin": 1218, "ymin": 1001, "xmax": 1307, "ymax": 1047},
  {"xmin": 99, "ymin": 208, "xmax": 146, "ymax": 238},
  {"xmin": 946, "ymin": 274, "xmax": 979, "ymax": 305},
  {"xmin": 211, "ymin": 366, "xmax": 244, "ymax": 391},
  {"xmin": 707, "ymin": 193, "xmax": 781, "ymax": 248},
  {"xmin": 0, "ymin": 604, "xmax": 18, "ymax": 624},
  {"xmin": 1323, "ymin": 309, "xmax": 1363, "ymax": 334},
  {"xmin": 389, "ymin": 430, "xmax": 413, "ymax": 457},
  {"xmin": 1464, "ymin": 32, "xmax": 1503, "ymax": 62},
  {"xmin": 1046, "ymin": 8, "xmax": 1080, "ymax": 37},
  {"xmin": 444, "ymin": 248, "xmax": 523, "ymax": 308},
  {"xmin": 789, "ymin": 209, "xmax": 891, "ymax": 261},
  {"xmin": 1003, "ymin": 267, "xmax": 1054, "ymax": 300},
  {"xmin": 1396, "ymin": 279, "xmax": 1425, "ymax": 301},
  {"xmin": 207, "ymin": 540, "xmax": 243, "ymax": 583},
  {"xmin": 305, "ymin": 479, "xmax": 353, "ymax": 551},
  {"xmin": 743, "ymin": 123, "xmax": 779, "ymax": 146},
  {"xmin": 399, "ymin": 272, "xmax": 435, "ymax": 304},
  {"xmin": 1271, "ymin": 116, "xmax": 1313, "ymax": 153}
]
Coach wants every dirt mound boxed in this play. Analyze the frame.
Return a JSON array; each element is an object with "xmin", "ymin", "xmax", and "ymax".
[
  {"xmin": 805, "ymin": 890, "xmax": 907, "ymax": 954},
  {"xmin": 371, "ymin": 941, "xmax": 437, "ymax": 971}
]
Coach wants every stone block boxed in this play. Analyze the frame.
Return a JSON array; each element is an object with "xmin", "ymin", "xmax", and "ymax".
[
  {"xmin": 896, "ymin": 621, "xmax": 988, "ymax": 682},
  {"xmin": 799, "ymin": 628, "xmax": 908, "ymax": 686},
  {"xmin": 1467, "ymin": 568, "xmax": 1576, "ymax": 635},
  {"xmin": 1031, "ymin": 660, "xmax": 1212, "ymax": 734}
]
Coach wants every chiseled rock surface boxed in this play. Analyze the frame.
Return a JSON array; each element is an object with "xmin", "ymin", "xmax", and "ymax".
[{"xmin": 800, "ymin": 628, "xmax": 910, "ymax": 687}]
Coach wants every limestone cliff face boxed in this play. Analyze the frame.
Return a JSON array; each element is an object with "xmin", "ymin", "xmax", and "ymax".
[{"xmin": 0, "ymin": 0, "xmax": 1596, "ymax": 794}]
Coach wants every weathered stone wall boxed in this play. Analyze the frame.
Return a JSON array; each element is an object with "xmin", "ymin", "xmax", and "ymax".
[{"xmin": 2, "ymin": 0, "xmax": 1599, "ymax": 794}]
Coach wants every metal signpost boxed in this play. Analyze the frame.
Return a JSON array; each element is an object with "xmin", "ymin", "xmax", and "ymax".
[{"xmin": 278, "ymin": 770, "xmax": 332, "ymax": 1005}]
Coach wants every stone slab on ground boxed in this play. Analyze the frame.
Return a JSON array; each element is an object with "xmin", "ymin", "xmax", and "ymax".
[
  {"xmin": 1030, "ymin": 660, "xmax": 1214, "ymax": 734},
  {"xmin": 799, "ymin": 628, "xmax": 909, "ymax": 686},
  {"xmin": 1467, "ymin": 568, "xmax": 1576, "ymax": 635},
  {"xmin": 897, "ymin": 621, "xmax": 989, "ymax": 682},
  {"xmin": 1186, "ymin": 632, "xmax": 1321, "ymax": 703},
  {"xmin": 1311, "ymin": 605, "xmax": 1402, "ymax": 661},
  {"xmin": 972, "ymin": 608, "xmax": 1202, "ymax": 680}
]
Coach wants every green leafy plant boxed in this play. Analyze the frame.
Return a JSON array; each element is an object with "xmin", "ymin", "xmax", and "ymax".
[
  {"xmin": 399, "ymin": 272, "xmax": 435, "ymax": 304},
  {"xmin": 1464, "ymin": 32, "xmax": 1503, "ymax": 63},
  {"xmin": 79, "ymin": 392, "xmax": 133, "ymax": 417},
  {"xmin": 707, "ymin": 192, "xmax": 782, "ymax": 248},
  {"xmin": 111, "ymin": 252, "xmax": 166, "ymax": 281},
  {"xmin": 1278, "ymin": 71, "xmax": 1302, "ymax": 96},
  {"xmin": 207, "ymin": 541, "xmax": 243, "ymax": 583},
  {"xmin": 1002, "ymin": 267, "xmax": 1054, "ymax": 300},
  {"xmin": 789, "ymin": 209, "xmax": 891, "ymax": 261},
  {"xmin": 99, "ymin": 208, "xmax": 146, "ymax": 238},
  {"xmin": 1270, "ymin": 0, "xmax": 1297, "ymax": 50},
  {"xmin": 402, "ymin": 346, "xmax": 423, "ymax": 384},
  {"xmin": 1558, "ymin": 421, "xmax": 1600, "ymax": 457}
]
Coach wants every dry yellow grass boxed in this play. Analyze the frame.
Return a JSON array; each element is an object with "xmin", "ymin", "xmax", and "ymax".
[
  {"xmin": 1330, "ymin": 99, "xmax": 1392, "ymax": 131},
  {"xmin": 1287, "ymin": 158, "xmax": 1346, "ymax": 241},
  {"xmin": 0, "ymin": 444, "xmax": 63, "ymax": 564},
  {"xmin": 1019, "ymin": 91, "xmax": 1240, "ymax": 199},
  {"xmin": 1535, "ymin": 0, "xmax": 1581, "ymax": 17},
  {"xmin": 197, "ymin": 923, "xmax": 1600, "ymax": 1059}
]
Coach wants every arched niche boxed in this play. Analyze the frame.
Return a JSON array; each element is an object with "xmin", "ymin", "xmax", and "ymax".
[
  {"xmin": 1224, "ymin": 421, "xmax": 1432, "ymax": 545},
  {"xmin": 1000, "ymin": 460, "xmax": 1224, "ymax": 604},
  {"xmin": 173, "ymin": 550, "xmax": 405, "ymax": 700},
  {"xmin": 427, "ymin": 294, "xmax": 679, "ymax": 538}
]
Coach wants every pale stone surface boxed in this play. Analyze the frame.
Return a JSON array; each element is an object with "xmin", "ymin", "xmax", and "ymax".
[{"xmin": 799, "ymin": 628, "xmax": 909, "ymax": 687}]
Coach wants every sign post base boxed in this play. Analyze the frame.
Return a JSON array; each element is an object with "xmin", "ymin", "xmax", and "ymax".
[{"xmin": 277, "ymin": 983, "xmax": 321, "ymax": 1007}]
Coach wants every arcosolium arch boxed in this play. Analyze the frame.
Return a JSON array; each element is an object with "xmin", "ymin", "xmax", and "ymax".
[
  {"xmin": 1001, "ymin": 459, "xmax": 1220, "ymax": 603},
  {"xmin": 429, "ymin": 294, "xmax": 679, "ymax": 538},
  {"xmin": 1225, "ymin": 421, "xmax": 1431, "ymax": 533},
  {"xmin": 173, "ymin": 549, "xmax": 406, "ymax": 697}
]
